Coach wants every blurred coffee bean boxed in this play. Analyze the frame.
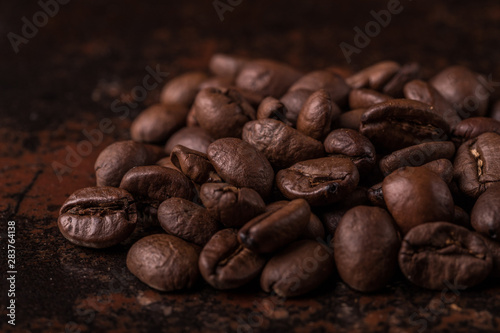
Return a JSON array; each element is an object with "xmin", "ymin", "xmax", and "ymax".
[
  {"xmin": 382, "ymin": 62, "xmax": 421, "ymax": 97},
  {"xmin": 288, "ymin": 70, "xmax": 350, "ymax": 107},
  {"xmin": 336, "ymin": 108, "xmax": 366, "ymax": 130},
  {"xmin": 453, "ymin": 117, "xmax": 500, "ymax": 144},
  {"xmin": 348, "ymin": 88, "xmax": 391, "ymax": 109},
  {"xmin": 471, "ymin": 183, "xmax": 500, "ymax": 239},
  {"xmin": 346, "ymin": 61, "xmax": 400, "ymax": 90},
  {"xmin": 280, "ymin": 88, "xmax": 313, "ymax": 125},
  {"xmin": 165, "ymin": 127, "xmax": 214, "ymax": 154},
  {"xmin": 209, "ymin": 53, "xmax": 248, "ymax": 79},
  {"xmin": 160, "ymin": 71, "xmax": 208, "ymax": 107},
  {"xmin": 131, "ymin": 104, "xmax": 188, "ymax": 144}
]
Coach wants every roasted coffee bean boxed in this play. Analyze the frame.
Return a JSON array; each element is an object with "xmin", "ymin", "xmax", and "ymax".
[
  {"xmin": 421, "ymin": 158, "xmax": 454, "ymax": 184},
  {"xmin": 165, "ymin": 127, "xmax": 214, "ymax": 154},
  {"xmin": 276, "ymin": 157, "xmax": 359, "ymax": 206},
  {"xmin": 126, "ymin": 234, "xmax": 200, "ymax": 291},
  {"xmin": 198, "ymin": 76, "xmax": 235, "ymax": 90},
  {"xmin": 58, "ymin": 187, "xmax": 137, "ymax": 248},
  {"xmin": 242, "ymin": 119, "xmax": 324, "ymax": 169},
  {"xmin": 131, "ymin": 104, "xmax": 188, "ymax": 144},
  {"xmin": 158, "ymin": 198, "xmax": 219, "ymax": 246},
  {"xmin": 399, "ymin": 222, "xmax": 492, "ymax": 290},
  {"xmin": 453, "ymin": 117, "xmax": 500, "ymax": 144},
  {"xmin": 333, "ymin": 206, "xmax": 400, "ymax": 292},
  {"xmin": 346, "ymin": 61, "xmax": 400, "ymax": 90},
  {"xmin": 209, "ymin": 53, "xmax": 248, "ymax": 79},
  {"xmin": 296, "ymin": 89, "xmax": 339, "ymax": 141},
  {"xmin": 324, "ymin": 129, "xmax": 376, "ymax": 175},
  {"xmin": 260, "ymin": 240, "xmax": 334, "ymax": 297},
  {"xmin": 156, "ymin": 157, "xmax": 180, "ymax": 171},
  {"xmin": 207, "ymin": 138, "xmax": 274, "ymax": 198},
  {"xmin": 119, "ymin": 165, "xmax": 196, "ymax": 220},
  {"xmin": 200, "ymin": 183, "xmax": 265, "ymax": 228},
  {"xmin": 236, "ymin": 59, "xmax": 302, "ymax": 98},
  {"xmin": 186, "ymin": 107, "xmax": 199, "ymax": 127},
  {"xmin": 379, "ymin": 141, "xmax": 455, "ymax": 176},
  {"xmin": 367, "ymin": 182, "xmax": 386, "ymax": 208},
  {"xmin": 471, "ymin": 183, "xmax": 500, "ymax": 239},
  {"xmin": 336, "ymin": 108, "xmax": 366, "ymax": 130},
  {"xmin": 160, "ymin": 72, "xmax": 208, "ymax": 107},
  {"xmin": 170, "ymin": 145, "xmax": 221, "ymax": 184},
  {"xmin": 382, "ymin": 62, "xmax": 420, "ymax": 97},
  {"xmin": 199, "ymin": 229, "xmax": 266, "ymax": 289},
  {"xmin": 360, "ymin": 99, "xmax": 450, "ymax": 152},
  {"xmin": 193, "ymin": 87, "xmax": 256, "ymax": 139},
  {"xmin": 383, "ymin": 166, "xmax": 454, "ymax": 234},
  {"xmin": 288, "ymin": 70, "xmax": 350, "ymax": 107},
  {"xmin": 454, "ymin": 132, "xmax": 500, "ymax": 198},
  {"xmin": 256, "ymin": 96, "xmax": 290, "ymax": 124},
  {"xmin": 280, "ymin": 89, "xmax": 313, "ymax": 125},
  {"xmin": 430, "ymin": 66, "xmax": 490, "ymax": 118},
  {"xmin": 348, "ymin": 88, "xmax": 391, "ymax": 109},
  {"xmin": 95, "ymin": 141, "xmax": 165, "ymax": 187},
  {"xmin": 476, "ymin": 234, "xmax": 500, "ymax": 277},
  {"xmin": 403, "ymin": 79, "xmax": 461, "ymax": 129},
  {"xmin": 239, "ymin": 199, "xmax": 310, "ymax": 254}
]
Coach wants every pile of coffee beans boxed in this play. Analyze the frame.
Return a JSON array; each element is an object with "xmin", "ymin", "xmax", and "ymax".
[{"xmin": 58, "ymin": 54, "xmax": 500, "ymax": 296}]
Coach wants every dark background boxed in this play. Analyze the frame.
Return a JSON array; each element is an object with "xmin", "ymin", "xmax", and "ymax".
[{"xmin": 1, "ymin": 1, "xmax": 500, "ymax": 332}]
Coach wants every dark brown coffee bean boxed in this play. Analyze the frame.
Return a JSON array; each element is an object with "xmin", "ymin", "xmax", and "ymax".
[
  {"xmin": 280, "ymin": 89, "xmax": 313, "ymax": 125},
  {"xmin": 260, "ymin": 240, "xmax": 334, "ymax": 297},
  {"xmin": 471, "ymin": 183, "xmax": 500, "ymax": 239},
  {"xmin": 119, "ymin": 165, "xmax": 196, "ymax": 220},
  {"xmin": 333, "ymin": 206, "xmax": 400, "ymax": 292},
  {"xmin": 158, "ymin": 198, "xmax": 219, "ymax": 246},
  {"xmin": 454, "ymin": 132, "xmax": 500, "ymax": 198},
  {"xmin": 421, "ymin": 158, "xmax": 454, "ymax": 184},
  {"xmin": 186, "ymin": 107, "xmax": 199, "ymax": 127},
  {"xmin": 236, "ymin": 59, "xmax": 302, "ymax": 98},
  {"xmin": 336, "ymin": 108, "xmax": 367, "ymax": 130},
  {"xmin": 276, "ymin": 157, "xmax": 359, "ymax": 206},
  {"xmin": 95, "ymin": 141, "xmax": 165, "ymax": 187},
  {"xmin": 207, "ymin": 138, "xmax": 274, "ymax": 198},
  {"xmin": 383, "ymin": 167, "xmax": 454, "ymax": 234},
  {"xmin": 379, "ymin": 141, "xmax": 455, "ymax": 176},
  {"xmin": 453, "ymin": 117, "xmax": 500, "ymax": 144},
  {"xmin": 126, "ymin": 234, "xmax": 200, "ymax": 291},
  {"xmin": 288, "ymin": 70, "xmax": 350, "ymax": 107},
  {"xmin": 156, "ymin": 157, "xmax": 180, "ymax": 171},
  {"xmin": 200, "ymin": 183, "xmax": 265, "ymax": 228},
  {"xmin": 324, "ymin": 129, "xmax": 376, "ymax": 175},
  {"xmin": 367, "ymin": 182, "xmax": 386, "ymax": 208},
  {"xmin": 256, "ymin": 96, "xmax": 290, "ymax": 124},
  {"xmin": 360, "ymin": 99, "xmax": 450, "ymax": 153},
  {"xmin": 242, "ymin": 119, "xmax": 325, "ymax": 169},
  {"xmin": 199, "ymin": 229, "xmax": 266, "ymax": 289},
  {"xmin": 170, "ymin": 145, "xmax": 221, "ymax": 184},
  {"xmin": 430, "ymin": 66, "xmax": 490, "ymax": 118},
  {"xmin": 296, "ymin": 89, "xmax": 339, "ymax": 141},
  {"xmin": 399, "ymin": 222, "xmax": 492, "ymax": 290},
  {"xmin": 403, "ymin": 79, "xmax": 461, "ymax": 129},
  {"xmin": 476, "ymin": 234, "xmax": 500, "ymax": 277},
  {"xmin": 239, "ymin": 199, "xmax": 310, "ymax": 254},
  {"xmin": 193, "ymin": 87, "xmax": 256, "ymax": 139},
  {"xmin": 382, "ymin": 62, "xmax": 421, "ymax": 97},
  {"xmin": 346, "ymin": 61, "xmax": 400, "ymax": 90},
  {"xmin": 348, "ymin": 88, "xmax": 391, "ymax": 109},
  {"xmin": 198, "ymin": 76, "xmax": 235, "ymax": 90},
  {"xmin": 160, "ymin": 72, "xmax": 208, "ymax": 107},
  {"xmin": 165, "ymin": 127, "xmax": 214, "ymax": 154},
  {"xmin": 131, "ymin": 104, "xmax": 188, "ymax": 144},
  {"xmin": 58, "ymin": 187, "xmax": 137, "ymax": 248},
  {"xmin": 209, "ymin": 53, "xmax": 248, "ymax": 79}
]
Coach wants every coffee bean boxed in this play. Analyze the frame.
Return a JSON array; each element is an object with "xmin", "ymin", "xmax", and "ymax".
[
  {"xmin": 324, "ymin": 128, "xmax": 376, "ymax": 175},
  {"xmin": 256, "ymin": 96, "xmax": 290, "ymax": 124},
  {"xmin": 207, "ymin": 138, "xmax": 274, "ymax": 198},
  {"xmin": 346, "ymin": 61, "xmax": 400, "ymax": 90},
  {"xmin": 165, "ymin": 127, "xmax": 214, "ymax": 154},
  {"xmin": 242, "ymin": 119, "xmax": 325, "ymax": 169},
  {"xmin": 454, "ymin": 132, "xmax": 500, "ymax": 198},
  {"xmin": 126, "ymin": 234, "xmax": 200, "ymax": 291},
  {"xmin": 158, "ymin": 198, "xmax": 219, "ymax": 246},
  {"xmin": 453, "ymin": 117, "xmax": 500, "ymax": 144},
  {"xmin": 333, "ymin": 206, "xmax": 400, "ymax": 292},
  {"xmin": 367, "ymin": 182, "xmax": 386, "ymax": 208},
  {"xmin": 348, "ymin": 88, "xmax": 391, "ymax": 109},
  {"xmin": 383, "ymin": 166, "xmax": 454, "ymax": 234},
  {"xmin": 156, "ymin": 157, "xmax": 180, "ymax": 171},
  {"xmin": 198, "ymin": 76, "xmax": 235, "ymax": 91},
  {"xmin": 200, "ymin": 183, "xmax": 265, "ymax": 228},
  {"xmin": 170, "ymin": 145, "xmax": 221, "ymax": 184},
  {"xmin": 276, "ymin": 157, "xmax": 359, "ymax": 206},
  {"xmin": 382, "ymin": 62, "xmax": 420, "ymax": 97},
  {"xmin": 471, "ymin": 183, "xmax": 500, "ymax": 239},
  {"xmin": 199, "ymin": 229, "xmax": 266, "ymax": 289},
  {"xmin": 280, "ymin": 89, "xmax": 313, "ymax": 125},
  {"xmin": 260, "ymin": 240, "xmax": 334, "ymax": 297},
  {"xmin": 420, "ymin": 158, "xmax": 454, "ymax": 184},
  {"xmin": 160, "ymin": 71, "xmax": 208, "ymax": 107},
  {"xmin": 288, "ymin": 70, "xmax": 350, "ymax": 107},
  {"xmin": 239, "ymin": 199, "xmax": 310, "ymax": 254},
  {"xmin": 193, "ymin": 87, "xmax": 256, "ymax": 139},
  {"xmin": 476, "ymin": 234, "xmax": 500, "ymax": 277},
  {"xmin": 131, "ymin": 104, "xmax": 188, "ymax": 144},
  {"xmin": 399, "ymin": 222, "xmax": 492, "ymax": 290},
  {"xmin": 296, "ymin": 89, "xmax": 339, "ymax": 141},
  {"xmin": 209, "ymin": 53, "xmax": 248, "ymax": 79},
  {"xmin": 58, "ymin": 187, "xmax": 137, "ymax": 248},
  {"xmin": 336, "ymin": 108, "xmax": 367, "ymax": 130},
  {"xmin": 379, "ymin": 141, "xmax": 455, "ymax": 176},
  {"xmin": 95, "ymin": 141, "xmax": 165, "ymax": 187},
  {"xmin": 360, "ymin": 99, "xmax": 450, "ymax": 152}
]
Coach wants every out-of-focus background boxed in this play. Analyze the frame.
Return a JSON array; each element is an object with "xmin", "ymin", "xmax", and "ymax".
[{"xmin": 1, "ymin": 1, "xmax": 500, "ymax": 332}]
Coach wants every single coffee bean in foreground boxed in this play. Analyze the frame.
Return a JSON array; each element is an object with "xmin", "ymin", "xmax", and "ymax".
[
  {"xmin": 333, "ymin": 206, "xmax": 400, "ymax": 292},
  {"xmin": 126, "ymin": 234, "xmax": 200, "ymax": 291},
  {"xmin": 399, "ymin": 222, "xmax": 492, "ymax": 290},
  {"xmin": 58, "ymin": 187, "xmax": 137, "ymax": 248}
]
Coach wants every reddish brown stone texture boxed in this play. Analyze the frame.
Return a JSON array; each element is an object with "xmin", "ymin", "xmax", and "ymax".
[{"xmin": 2, "ymin": 0, "xmax": 500, "ymax": 332}]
